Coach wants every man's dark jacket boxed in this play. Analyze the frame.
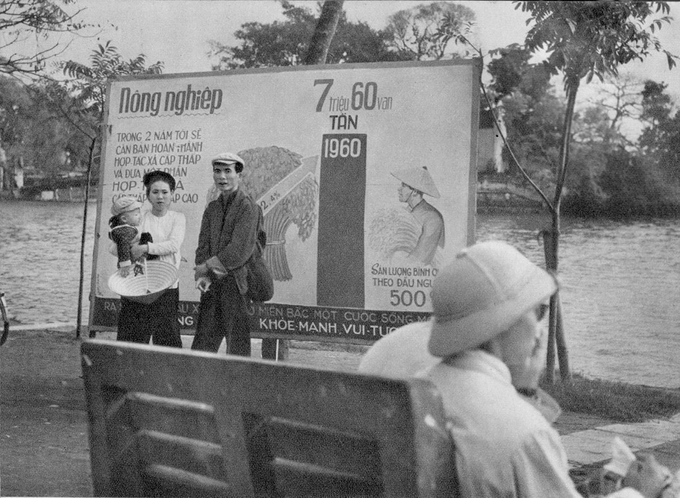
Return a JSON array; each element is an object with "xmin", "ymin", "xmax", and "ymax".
[{"xmin": 196, "ymin": 188, "xmax": 262, "ymax": 294}]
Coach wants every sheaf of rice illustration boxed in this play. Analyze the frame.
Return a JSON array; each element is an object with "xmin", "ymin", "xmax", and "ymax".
[{"xmin": 206, "ymin": 146, "xmax": 318, "ymax": 281}]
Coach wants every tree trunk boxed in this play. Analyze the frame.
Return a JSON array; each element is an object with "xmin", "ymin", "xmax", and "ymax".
[
  {"xmin": 303, "ymin": 0, "xmax": 345, "ymax": 65},
  {"xmin": 77, "ymin": 137, "xmax": 97, "ymax": 339},
  {"xmin": 545, "ymin": 80, "xmax": 579, "ymax": 383},
  {"xmin": 0, "ymin": 143, "xmax": 7, "ymax": 191},
  {"xmin": 262, "ymin": 1, "xmax": 345, "ymax": 360}
]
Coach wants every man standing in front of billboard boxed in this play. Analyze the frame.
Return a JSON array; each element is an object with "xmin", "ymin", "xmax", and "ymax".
[
  {"xmin": 392, "ymin": 166, "xmax": 445, "ymax": 266},
  {"xmin": 191, "ymin": 152, "xmax": 261, "ymax": 356}
]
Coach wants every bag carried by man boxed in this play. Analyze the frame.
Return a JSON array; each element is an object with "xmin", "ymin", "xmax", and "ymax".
[
  {"xmin": 205, "ymin": 201, "xmax": 274, "ymax": 302},
  {"xmin": 245, "ymin": 224, "xmax": 274, "ymax": 302}
]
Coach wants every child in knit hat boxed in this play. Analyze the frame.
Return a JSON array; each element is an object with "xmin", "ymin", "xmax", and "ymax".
[{"xmin": 109, "ymin": 197, "xmax": 144, "ymax": 277}]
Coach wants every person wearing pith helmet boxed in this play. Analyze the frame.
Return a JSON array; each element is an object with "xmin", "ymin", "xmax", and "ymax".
[
  {"xmin": 422, "ymin": 241, "xmax": 664, "ymax": 498},
  {"xmin": 391, "ymin": 166, "xmax": 445, "ymax": 266},
  {"xmin": 192, "ymin": 151, "xmax": 263, "ymax": 357}
]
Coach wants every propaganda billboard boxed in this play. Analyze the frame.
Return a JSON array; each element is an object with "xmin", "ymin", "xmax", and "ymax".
[{"xmin": 90, "ymin": 60, "xmax": 481, "ymax": 344}]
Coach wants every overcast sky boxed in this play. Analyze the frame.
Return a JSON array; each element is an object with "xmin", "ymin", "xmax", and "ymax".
[
  {"xmin": 36, "ymin": 1, "xmax": 529, "ymax": 72},
  {"xmin": 9, "ymin": 1, "xmax": 680, "ymax": 105}
]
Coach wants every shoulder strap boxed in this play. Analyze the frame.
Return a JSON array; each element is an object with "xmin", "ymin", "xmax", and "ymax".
[{"xmin": 248, "ymin": 195, "xmax": 267, "ymax": 257}]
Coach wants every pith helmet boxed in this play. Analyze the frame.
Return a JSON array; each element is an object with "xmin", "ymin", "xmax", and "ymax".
[{"xmin": 428, "ymin": 240, "xmax": 558, "ymax": 358}]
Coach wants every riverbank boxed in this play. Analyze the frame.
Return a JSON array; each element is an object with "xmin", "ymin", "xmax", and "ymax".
[
  {"xmin": 0, "ymin": 185, "xmax": 97, "ymax": 203},
  {"xmin": 2, "ymin": 327, "xmax": 680, "ymax": 497}
]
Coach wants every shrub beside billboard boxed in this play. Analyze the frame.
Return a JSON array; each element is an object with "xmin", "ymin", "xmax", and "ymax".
[{"xmin": 90, "ymin": 60, "xmax": 481, "ymax": 344}]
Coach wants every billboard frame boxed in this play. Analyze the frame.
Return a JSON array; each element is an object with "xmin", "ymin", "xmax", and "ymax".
[{"xmin": 89, "ymin": 59, "xmax": 481, "ymax": 344}]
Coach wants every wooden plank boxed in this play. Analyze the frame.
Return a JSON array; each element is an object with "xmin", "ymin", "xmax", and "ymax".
[
  {"xmin": 127, "ymin": 394, "xmax": 220, "ymax": 443},
  {"xmin": 137, "ymin": 430, "xmax": 225, "ymax": 480},
  {"xmin": 265, "ymin": 417, "xmax": 381, "ymax": 479},
  {"xmin": 142, "ymin": 464, "xmax": 231, "ymax": 498},
  {"xmin": 270, "ymin": 458, "xmax": 381, "ymax": 497}
]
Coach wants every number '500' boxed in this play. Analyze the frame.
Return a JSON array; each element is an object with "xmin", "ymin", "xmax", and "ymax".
[
  {"xmin": 390, "ymin": 290, "xmax": 427, "ymax": 307},
  {"xmin": 323, "ymin": 137, "xmax": 362, "ymax": 158}
]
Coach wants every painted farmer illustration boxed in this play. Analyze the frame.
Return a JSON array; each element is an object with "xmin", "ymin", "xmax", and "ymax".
[{"xmin": 391, "ymin": 166, "xmax": 445, "ymax": 266}]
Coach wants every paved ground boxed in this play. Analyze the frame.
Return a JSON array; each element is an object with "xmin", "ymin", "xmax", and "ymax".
[{"xmin": 1, "ymin": 327, "xmax": 679, "ymax": 497}]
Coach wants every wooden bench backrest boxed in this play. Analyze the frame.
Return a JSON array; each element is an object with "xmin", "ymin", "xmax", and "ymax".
[{"xmin": 81, "ymin": 340, "xmax": 456, "ymax": 497}]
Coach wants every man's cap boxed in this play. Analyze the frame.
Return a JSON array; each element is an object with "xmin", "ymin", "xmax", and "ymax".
[
  {"xmin": 111, "ymin": 197, "xmax": 142, "ymax": 216},
  {"xmin": 428, "ymin": 240, "xmax": 558, "ymax": 358},
  {"xmin": 212, "ymin": 152, "xmax": 244, "ymax": 168},
  {"xmin": 391, "ymin": 166, "xmax": 440, "ymax": 198}
]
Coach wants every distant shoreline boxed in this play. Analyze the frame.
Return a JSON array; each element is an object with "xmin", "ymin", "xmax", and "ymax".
[{"xmin": 0, "ymin": 189, "xmax": 97, "ymax": 203}]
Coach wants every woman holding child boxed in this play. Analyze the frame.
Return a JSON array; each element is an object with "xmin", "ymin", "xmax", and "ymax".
[{"xmin": 114, "ymin": 170, "xmax": 186, "ymax": 346}]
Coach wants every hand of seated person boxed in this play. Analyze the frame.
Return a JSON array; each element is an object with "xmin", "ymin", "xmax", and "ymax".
[
  {"xmin": 661, "ymin": 468, "xmax": 680, "ymax": 498},
  {"xmin": 623, "ymin": 453, "xmax": 672, "ymax": 498},
  {"xmin": 119, "ymin": 265, "xmax": 131, "ymax": 278}
]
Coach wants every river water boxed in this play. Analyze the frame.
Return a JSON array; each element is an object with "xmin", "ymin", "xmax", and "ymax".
[{"xmin": 0, "ymin": 200, "xmax": 678, "ymax": 388}]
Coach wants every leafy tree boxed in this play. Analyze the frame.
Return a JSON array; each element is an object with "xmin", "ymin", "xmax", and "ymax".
[
  {"xmin": 0, "ymin": 0, "xmax": 86, "ymax": 77},
  {"xmin": 572, "ymin": 106, "xmax": 615, "ymax": 147},
  {"xmin": 638, "ymin": 80, "xmax": 680, "ymax": 182},
  {"xmin": 61, "ymin": 41, "xmax": 163, "ymax": 130},
  {"xmin": 640, "ymin": 80, "xmax": 673, "ymax": 125},
  {"xmin": 325, "ymin": 11, "xmax": 409, "ymax": 63},
  {"xmin": 638, "ymin": 80, "xmax": 673, "ymax": 152},
  {"xmin": 209, "ymin": 1, "xmax": 403, "ymax": 70},
  {"xmin": 492, "ymin": 63, "xmax": 669, "ymax": 216},
  {"xmin": 587, "ymin": 75, "xmax": 645, "ymax": 148},
  {"xmin": 385, "ymin": 2, "xmax": 475, "ymax": 60},
  {"xmin": 649, "ymin": 113, "xmax": 680, "ymax": 181},
  {"xmin": 563, "ymin": 78, "xmax": 680, "ymax": 217},
  {"xmin": 487, "ymin": 44, "xmax": 553, "ymax": 103},
  {"xmin": 0, "ymin": 76, "xmax": 31, "ymax": 157},
  {"xmin": 560, "ymin": 106, "xmax": 618, "ymax": 213},
  {"xmin": 486, "ymin": 46, "xmax": 656, "ymax": 212},
  {"xmin": 210, "ymin": 2, "xmax": 315, "ymax": 68},
  {"xmin": 0, "ymin": 77, "xmax": 28, "ymax": 141},
  {"xmin": 561, "ymin": 167, "xmax": 604, "ymax": 217},
  {"xmin": 0, "ymin": 75, "xmax": 88, "ymax": 189},
  {"xmin": 57, "ymin": 41, "xmax": 163, "ymax": 338},
  {"xmin": 515, "ymin": 0, "xmax": 677, "ymax": 382},
  {"xmin": 568, "ymin": 101, "xmax": 624, "ymax": 193},
  {"xmin": 597, "ymin": 148, "xmax": 666, "ymax": 216},
  {"xmin": 502, "ymin": 91, "xmax": 565, "ymax": 177},
  {"xmin": 486, "ymin": 44, "xmax": 560, "ymax": 184},
  {"xmin": 20, "ymin": 86, "xmax": 80, "ymax": 178},
  {"xmin": 209, "ymin": 1, "xmax": 475, "ymax": 70},
  {"xmin": 0, "ymin": 75, "xmax": 30, "ymax": 188}
]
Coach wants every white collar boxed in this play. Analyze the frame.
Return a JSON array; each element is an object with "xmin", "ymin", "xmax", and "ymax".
[
  {"xmin": 446, "ymin": 349, "xmax": 513, "ymax": 385},
  {"xmin": 446, "ymin": 350, "xmax": 562, "ymax": 423}
]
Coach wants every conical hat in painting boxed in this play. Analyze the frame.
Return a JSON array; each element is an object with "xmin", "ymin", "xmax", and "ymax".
[{"xmin": 391, "ymin": 166, "xmax": 441, "ymax": 198}]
